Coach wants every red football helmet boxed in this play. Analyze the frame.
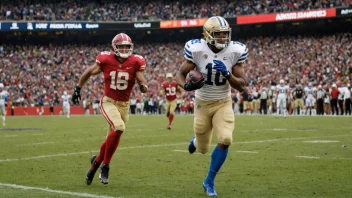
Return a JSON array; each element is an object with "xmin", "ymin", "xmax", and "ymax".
[{"xmin": 112, "ymin": 33, "xmax": 133, "ymax": 58}]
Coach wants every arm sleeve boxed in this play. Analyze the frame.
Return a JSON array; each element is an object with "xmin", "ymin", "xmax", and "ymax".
[
  {"xmin": 183, "ymin": 40, "xmax": 194, "ymax": 62},
  {"xmin": 237, "ymin": 44, "xmax": 248, "ymax": 64},
  {"xmin": 136, "ymin": 55, "xmax": 146, "ymax": 71}
]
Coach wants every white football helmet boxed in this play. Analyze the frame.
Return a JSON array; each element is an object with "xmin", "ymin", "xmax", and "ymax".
[
  {"xmin": 279, "ymin": 79, "xmax": 284, "ymax": 85},
  {"xmin": 203, "ymin": 16, "xmax": 231, "ymax": 49},
  {"xmin": 0, "ymin": 83, "xmax": 3, "ymax": 89}
]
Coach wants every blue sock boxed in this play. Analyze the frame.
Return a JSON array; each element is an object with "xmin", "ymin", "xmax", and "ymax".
[{"xmin": 205, "ymin": 146, "xmax": 228, "ymax": 183}]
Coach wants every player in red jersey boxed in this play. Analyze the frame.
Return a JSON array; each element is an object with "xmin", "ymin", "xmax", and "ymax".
[
  {"xmin": 71, "ymin": 33, "xmax": 148, "ymax": 185},
  {"xmin": 160, "ymin": 73, "xmax": 182, "ymax": 129}
]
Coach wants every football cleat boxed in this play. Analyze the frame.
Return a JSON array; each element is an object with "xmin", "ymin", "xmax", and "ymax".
[
  {"xmin": 188, "ymin": 136, "xmax": 196, "ymax": 154},
  {"xmin": 86, "ymin": 155, "xmax": 100, "ymax": 185},
  {"xmin": 99, "ymin": 164, "xmax": 110, "ymax": 184},
  {"xmin": 203, "ymin": 181, "xmax": 217, "ymax": 197},
  {"xmin": 167, "ymin": 124, "xmax": 172, "ymax": 130}
]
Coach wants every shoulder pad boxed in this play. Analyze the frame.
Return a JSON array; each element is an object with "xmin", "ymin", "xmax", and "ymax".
[
  {"xmin": 96, "ymin": 51, "xmax": 113, "ymax": 65},
  {"xmin": 183, "ymin": 39, "xmax": 204, "ymax": 62},
  {"xmin": 230, "ymin": 41, "xmax": 248, "ymax": 63}
]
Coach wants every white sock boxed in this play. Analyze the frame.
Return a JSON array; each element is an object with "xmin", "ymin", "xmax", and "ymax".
[
  {"xmin": 2, "ymin": 116, "xmax": 5, "ymax": 122},
  {"xmin": 284, "ymin": 109, "xmax": 287, "ymax": 117}
]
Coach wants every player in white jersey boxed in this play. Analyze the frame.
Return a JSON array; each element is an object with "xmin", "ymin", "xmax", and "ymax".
[
  {"xmin": 0, "ymin": 83, "xmax": 9, "ymax": 126},
  {"xmin": 176, "ymin": 16, "xmax": 247, "ymax": 197},
  {"xmin": 304, "ymin": 82, "xmax": 316, "ymax": 115},
  {"xmin": 275, "ymin": 79, "xmax": 289, "ymax": 118},
  {"xmin": 61, "ymin": 91, "xmax": 71, "ymax": 118}
]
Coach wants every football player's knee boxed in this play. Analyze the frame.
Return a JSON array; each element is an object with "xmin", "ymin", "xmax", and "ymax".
[
  {"xmin": 114, "ymin": 121, "xmax": 126, "ymax": 132},
  {"xmin": 219, "ymin": 134, "xmax": 232, "ymax": 146},
  {"xmin": 197, "ymin": 143, "xmax": 210, "ymax": 154}
]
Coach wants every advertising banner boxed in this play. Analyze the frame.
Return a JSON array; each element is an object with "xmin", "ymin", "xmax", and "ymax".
[
  {"xmin": 237, "ymin": 8, "xmax": 336, "ymax": 24},
  {"xmin": 160, "ymin": 18, "xmax": 208, "ymax": 28},
  {"xmin": 0, "ymin": 22, "xmax": 100, "ymax": 31},
  {"xmin": 336, "ymin": 7, "xmax": 352, "ymax": 16}
]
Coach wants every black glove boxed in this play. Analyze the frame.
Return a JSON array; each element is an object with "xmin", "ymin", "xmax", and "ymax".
[
  {"xmin": 184, "ymin": 78, "xmax": 205, "ymax": 91},
  {"xmin": 72, "ymin": 85, "xmax": 81, "ymax": 104}
]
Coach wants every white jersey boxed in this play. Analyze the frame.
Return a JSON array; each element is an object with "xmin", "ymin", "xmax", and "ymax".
[
  {"xmin": 61, "ymin": 94, "xmax": 71, "ymax": 106},
  {"xmin": 276, "ymin": 85, "xmax": 289, "ymax": 99},
  {"xmin": 338, "ymin": 87, "xmax": 347, "ymax": 100},
  {"xmin": 184, "ymin": 39, "xmax": 248, "ymax": 101},
  {"xmin": 0, "ymin": 90, "xmax": 9, "ymax": 106},
  {"xmin": 304, "ymin": 87, "xmax": 316, "ymax": 98}
]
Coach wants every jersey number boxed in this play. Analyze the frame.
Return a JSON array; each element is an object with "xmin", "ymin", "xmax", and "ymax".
[
  {"xmin": 166, "ymin": 87, "xmax": 176, "ymax": 96},
  {"xmin": 110, "ymin": 71, "xmax": 129, "ymax": 90},
  {"xmin": 205, "ymin": 63, "xmax": 226, "ymax": 86}
]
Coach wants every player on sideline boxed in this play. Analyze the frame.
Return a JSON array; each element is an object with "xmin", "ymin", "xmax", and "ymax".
[
  {"xmin": 72, "ymin": 33, "xmax": 148, "ymax": 185},
  {"xmin": 304, "ymin": 82, "xmax": 316, "ymax": 115},
  {"xmin": 61, "ymin": 91, "xmax": 71, "ymax": 118},
  {"xmin": 275, "ymin": 79, "xmax": 289, "ymax": 118},
  {"xmin": 0, "ymin": 83, "xmax": 9, "ymax": 126},
  {"xmin": 176, "ymin": 16, "xmax": 247, "ymax": 197},
  {"xmin": 160, "ymin": 73, "xmax": 182, "ymax": 129}
]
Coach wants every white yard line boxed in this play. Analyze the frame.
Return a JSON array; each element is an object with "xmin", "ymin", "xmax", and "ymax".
[
  {"xmin": 296, "ymin": 156, "xmax": 320, "ymax": 159},
  {"xmin": 0, "ymin": 143, "xmax": 188, "ymax": 162},
  {"xmin": 235, "ymin": 134, "xmax": 352, "ymax": 144},
  {"xmin": 3, "ymin": 135, "xmax": 18, "ymax": 138},
  {"xmin": 2, "ymin": 134, "xmax": 351, "ymax": 162},
  {"xmin": 0, "ymin": 183, "xmax": 116, "ymax": 198},
  {"xmin": 16, "ymin": 142, "xmax": 55, "ymax": 146}
]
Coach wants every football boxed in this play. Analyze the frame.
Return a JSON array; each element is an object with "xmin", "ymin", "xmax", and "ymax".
[{"xmin": 186, "ymin": 70, "xmax": 203, "ymax": 84}]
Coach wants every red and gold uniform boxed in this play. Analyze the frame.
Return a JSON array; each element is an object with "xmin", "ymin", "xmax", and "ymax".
[{"xmin": 96, "ymin": 51, "xmax": 146, "ymax": 131}]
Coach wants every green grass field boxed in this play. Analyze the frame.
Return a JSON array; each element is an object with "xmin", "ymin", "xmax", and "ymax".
[{"xmin": 0, "ymin": 115, "xmax": 351, "ymax": 198}]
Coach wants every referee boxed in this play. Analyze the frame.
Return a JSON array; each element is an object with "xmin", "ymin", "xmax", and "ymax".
[{"xmin": 316, "ymin": 85, "xmax": 325, "ymax": 115}]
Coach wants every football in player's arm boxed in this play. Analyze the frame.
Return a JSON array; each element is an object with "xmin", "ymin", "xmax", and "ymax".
[
  {"xmin": 176, "ymin": 16, "xmax": 247, "ymax": 197},
  {"xmin": 72, "ymin": 33, "xmax": 148, "ymax": 186}
]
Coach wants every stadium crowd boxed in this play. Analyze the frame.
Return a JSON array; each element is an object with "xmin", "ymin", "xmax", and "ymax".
[
  {"xmin": 1, "ymin": 0, "xmax": 351, "ymax": 21},
  {"xmin": 0, "ymin": 32, "xmax": 351, "ymax": 115}
]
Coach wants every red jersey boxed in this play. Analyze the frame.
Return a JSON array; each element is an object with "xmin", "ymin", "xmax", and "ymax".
[
  {"xmin": 331, "ymin": 89, "xmax": 339, "ymax": 99},
  {"xmin": 96, "ymin": 51, "xmax": 146, "ymax": 101},
  {"xmin": 161, "ymin": 81, "xmax": 177, "ymax": 101}
]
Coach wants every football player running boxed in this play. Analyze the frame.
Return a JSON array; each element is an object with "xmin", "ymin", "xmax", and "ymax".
[
  {"xmin": 160, "ymin": 73, "xmax": 182, "ymax": 129},
  {"xmin": 275, "ymin": 79, "xmax": 289, "ymax": 118},
  {"xmin": 176, "ymin": 16, "xmax": 247, "ymax": 197},
  {"xmin": 72, "ymin": 33, "xmax": 148, "ymax": 185}
]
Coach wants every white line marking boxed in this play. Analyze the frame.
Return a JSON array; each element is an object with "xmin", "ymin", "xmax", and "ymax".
[
  {"xmin": 303, "ymin": 140, "xmax": 340, "ymax": 143},
  {"xmin": 0, "ymin": 183, "xmax": 115, "ymax": 198},
  {"xmin": 273, "ymin": 128, "xmax": 288, "ymax": 131},
  {"xmin": 236, "ymin": 151, "xmax": 258, "ymax": 153},
  {"xmin": 296, "ymin": 156, "xmax": 320, "ymax": 159},
  {"xmin": 4, "ymin": 135, "xmax": 18, "ymax": 137},
  {"xmin": 16, "ymin": 142, "xmax": 55, "ymax": 146},
  {"xmin": 235, "ymin": 134, "xmax": 352, "ymax": 144},
  {"xmin": 2, "ymin": 134, "xmax": 351, "ymax": 162},
  {"xmin": 0, "ymin": 143, "xmax": 188, "ymax": 162}
]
